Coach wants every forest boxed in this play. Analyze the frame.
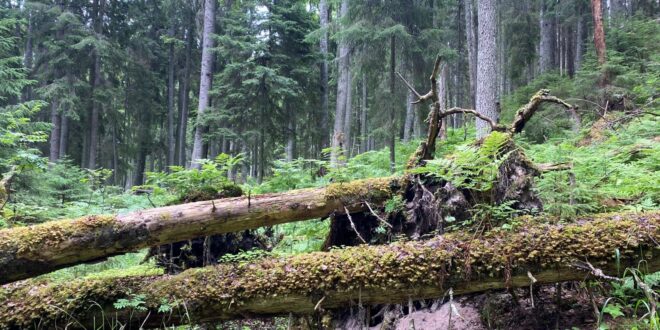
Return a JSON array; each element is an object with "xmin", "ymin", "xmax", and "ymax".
[{"xmin": 0, "ymin": 0, "xmax": 658, "ymax": 329}]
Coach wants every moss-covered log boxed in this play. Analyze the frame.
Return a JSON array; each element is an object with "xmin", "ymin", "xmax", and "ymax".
[
  {"xmin": 0, "ymin": 177, "xmax": 394, "ymax": 284},
  {"xmin": 1, "ymin": 211, "xmax": 657, "ymax": 329}
]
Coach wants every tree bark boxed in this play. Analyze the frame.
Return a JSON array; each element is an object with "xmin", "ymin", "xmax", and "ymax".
[
  {"xmin": 539, "ymin": 0, "xmax": 556, "ymax": 74},
  {"xmin": 177, "ymin": 25, "xmax": 193, "ymax": 167},
  {"xmin": 343, "ymin": 70, "xmax": 353, "ymax": 158},
  {"xmin": 464, "ymin": 0, "xmax": 477, "ymax": 108},
  {"xmin": 575, "ymin": 2, "xmax": 585, "ymax": 71},
  {"xmin": 190, "ymin": 0, "xmax": 216, "ymax": 169},
  {"xmin": 591, "ymin": 0, "xmax": 607, "ymax": 66},
  {"xmin": 331, "ymin": 0, "xmax": 350, "ymax": 166},
  {"xmin": 88, "ymin": 0, "xmax": 104, "ymax": 170},
  {"xmin": 359, "ymin": 73, "xmax": 368, "ymax": 153},
  {"xmin": 388, "ymin": 35, "xmax": 396, "ymax": 173},
  {"xmin": 0, "ymin": 177, "xmax": 393, "ymax": 284},
  {"xmin": 167, "ymin": 24, "xmax": 176, "ymax": 168},
  {"xmin": 1, "ymin": 212, "xmax": 656, "ymax": 329},
  {"xmin": 319, "ymin": 0, "xmax": 330, "ymax": 150},
  {"xmin": 476, "ymin": 0, "xmax": 498, "ymax": 139},
  {"xmin": 48, "ymin": 100, "xmax": 60, "ymax": 163}
]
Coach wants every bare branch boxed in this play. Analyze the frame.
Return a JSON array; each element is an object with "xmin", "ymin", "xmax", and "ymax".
[
  {"xmin": 510, "ymin": 89, "xmax": 574, "ymax": 134},
  {"xmin": 395, "ymin": 71, "xmax": 423, "ymax": 100},
  {"xmin": 443, "ymin": 107, "xmax": 500, "ymax": 130}
]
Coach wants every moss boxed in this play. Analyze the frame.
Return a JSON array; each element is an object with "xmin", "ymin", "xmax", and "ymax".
[
  {"xmin": 0, "ymin": 211, "xmax": 657, "ymax": 328},
  {"xmin": 174, "ymin": 182, "xmax": 243, "ymax": 204},
  {"xmin": 0, "ymin": 214, "xmax": 118, "ymax": 257},
  {"xmin": 324, "ymin": 177, "xmax": 395, "ymax": 204}
]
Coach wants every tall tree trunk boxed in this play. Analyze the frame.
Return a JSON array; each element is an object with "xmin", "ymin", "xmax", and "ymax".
[
  {"xmin": 48, "ymin": 100, "xmax": 60, "ymax": 163},
  {"xmin": 331, "ymin": 0, "xmax": 350, "ymax": 166},
  {"xmin": 388, "ymin": 35, "xmax": 396, "ymax": 173},
  {"xmin": 403, "ymin": 88, "xmax": 415, "ymax": 142},
  {"xmin": 285, "ymin": 104, "xmax": 296, "ymax": 162},
  {"xmin": 591, "ymin": 0, "xmax": 607, "ymax": 66},
  {"xmin": 464, "ymin": 0, "xmax": 477, "ymax": 108},
  {"xmin": 167, "ymin": 25, "xmax": 176, "ymax": 168},
  {"xmin": 21, "ymin": 9, "xmax": 33, "ymax": 102},
  {"xmin": 59, "ymin": 108, "xmax": 68, "ymax": 159},
  {"xmin": 476, "ymin": 0, "xmax": 498, "ymax": 139},
  {"xmin": 343, "ymin": 70, "xmax": 353, "ymax": 158},
  {"xmin": 178, "ymin": 26, "xmax": 193, "ymax": 167},
  {"xmin": 190, "ymin": 0, "xmax": 216, "ymax": 169},
  {"xmin": 359, "ymin": 73, "xmax": 368, "ymax": 153},
  {"xmin": 88, "ymin": 0, "xmax": 104, "ymax": 170},
  {"xmin": 319, "ymin": 0, "xmax": 330, "ymax": 150},
  {"xmin": 538, "ymin": 0, "xmax": 555, "ymax": 73},
  {"xmin": 575, "ymin": 2, "xmax": 585, "ymax": 71}
]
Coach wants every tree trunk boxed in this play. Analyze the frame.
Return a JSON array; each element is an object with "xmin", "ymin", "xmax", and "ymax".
[
  {"xmin": 388, "ymin": 35, "xmax": 396, "ymax": 173},
  {"xmin": 177, "ymin": 26, "xmax": 193, "ymax": 167},
  {"xmin": 319, "ymin": 0, "xmax": 330, "ymax": 150},
  {"xmin": 464, "ymin": 0, "xmax": 477, "ymax": 108},
  {"xmin": 591, "ymin": 0, "xmax": 607, "ymax": 66},
  {"xmin": 359, "ymin": 73, "xmax": 368, "ymax": 153},
  {"xmin": 167, "ymin": 25, "xmax": 176, "ymax": 168},
  {"xmin": 538, "ymin": 0, "xmax": 555, "ymax": 74},
  {"xmin": 48, "ymin": 100, "xmax": 60, "ymax": 163},
  {"xmin": 343, "ymin": 70, "xmax": 353, "ymax": 158},
  {"xmin": 403, "ymin": 64, "xmax": 414, "ymax": 142},
  {"xmin": 58, "ymin": 108, "xmax": 68, "ymax": 159},
  {"xmin": 575, "ymin": 2, "xmax": 585, "ymax": 71},
  {"xmin": 88, "ymin": 0, "xmax": 104, "ymax": 170},
  {"xmin": 476, "ymin": 0, "xmax": 498, "ymax": 139},
  {"xmin": 190, "ymin": 0, "xmax": 216, "ymax": 169},
  {"xmin": 438, "ymin": 64, "xmax": 448, "ymax": 140},
  {"xmin": 21, "ymin": 9, "xmax": 33, "ymax": 102},
  {"xmin": 1, "ymin": 212, "xmax": 656, "ymax": 329},
  {"xmin": 331, "ymin": 0, "xmax": 350, "ymax": 166}
]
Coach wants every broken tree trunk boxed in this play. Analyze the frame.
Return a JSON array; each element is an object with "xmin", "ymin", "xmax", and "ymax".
[
  {"xmin": 1, "ymin": 211, "xmax": 657, "ymax": 329},
  {"xmin": 0, "ymin": 178, "xmax": 394, "ymax": 284}
]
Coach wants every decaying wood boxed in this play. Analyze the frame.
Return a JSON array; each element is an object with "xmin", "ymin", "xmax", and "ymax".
[
  {"xmin": 0, "ymin": 177, "xmax": 394, "ymax": 284},
  {"xmin": 1, "ymin": 211, "xmax": 656, "ymax": 329}
]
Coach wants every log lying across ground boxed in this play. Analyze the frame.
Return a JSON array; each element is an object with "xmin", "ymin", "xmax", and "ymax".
[
  {"xmin": 0, "ymin": 178, "xmax": 394, "ymax": 284},
  {"xmin": 1, "ymin": 211, "xmax": 657, "ymax": 329}
]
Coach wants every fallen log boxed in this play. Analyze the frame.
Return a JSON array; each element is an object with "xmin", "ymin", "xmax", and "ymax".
[
  {"xmin": 0, "ymin": 177, "xmax": 395, "ymax": 284},
  {"xmin": 1, "ymin": 211, "xmax": 657, "ymax": 329}
]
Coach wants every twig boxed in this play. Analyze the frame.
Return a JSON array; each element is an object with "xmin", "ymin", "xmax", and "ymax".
[
  {"xmin": 314, "ymin": 296, "xmax": 326, "ymax": 311},
  {"xmin": 574, "ymin": 260, "xmax": 622, "ymax": 282},
  {"xmin": 528, "ymin": 271, "xmax": 537, "ymax": 308},
  {"xmin": 364, "ymin": 201, "xmax": 393, "ymax": 228},
  {"xmin": 344, "ymin": 206, "xmax": 367, "ymax": 244}
]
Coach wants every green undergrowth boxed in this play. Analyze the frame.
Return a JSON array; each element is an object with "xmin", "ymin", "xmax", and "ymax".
[{"xmin": 520, "ymin": 116, "xmax": 659, "ymax": 218}]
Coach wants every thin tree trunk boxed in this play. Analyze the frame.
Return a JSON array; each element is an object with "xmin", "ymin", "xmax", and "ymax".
[
  {"xmin": 575, "ymin": 2, "xmax": 585, "ymax": 71},
  {"xmin": 360, "ymin": 73, "xmax": 368, "ymax": 153},
  {"xmin": 591, "ymin": 0, "xmax": 607, "ymax": 66},
  {"xmin": 88, "ymin": 0, "xmax": 104, "ymax": 170},
  {"xmin": 190, "ymin": 0, "xmax": 216, "ymax": 169},
  {"xmin": 319, "ymin": 0, "xmax": 330, "ymax": 150},
  {"xmin": 1, "ymin": 213, "xmax": 656, "ymax": 328},
  {"xmin": 464, "ymin": 0, "xmax": 477, "ymax": 108},
  {"xmin": 21, "ymin": 9, "xmax": 33, "ymax": 102},
  {"xmin": 286, "ymin": 104, "xmax": 296, "ymax": 162},
  {"xmin": 48, "ymin": 100, "xmax": 60, "ymax": 163},
  {"xmin": 343, "ymin": 70, "xmax": 353, "ymax": 158},
  {"xmin": 331, "ymin": 0, "xmax": 350, "ymax": 166},
  {"xmin": 167, "ymin": 25, "xmax": 176, "ymax": 168},
  {"xmin": 178, "ymin": 26, "xmax": 193, "ymax": 167},
  {"xmin": 59, "ymin": 108, "xmax": 68, "ymax": 159},
  {"xmin": 388, "ymin": 35, "xmax": 396, "ymax": 173},
  {"xmin": 539, "ymin": 0, "xmax": 555, "ymax": 74},
  {"xmin": 403, "ymin": 63, "xmax": 414, "ymax": 142},
  {"xmin": 476, "ymin": 0, "xmax": 499, "ymax": 139}
]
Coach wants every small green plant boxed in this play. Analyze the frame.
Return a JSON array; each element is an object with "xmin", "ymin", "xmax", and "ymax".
[
  {"xmin": 218, "ymin": 249, "xmax": 272, "ymax": 265},
  {"xmin": 384, "ymin": 195, "xmax": 405, "ymax": 214}
]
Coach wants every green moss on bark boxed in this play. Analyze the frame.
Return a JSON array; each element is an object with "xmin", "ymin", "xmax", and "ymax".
[{"xmin": 0, "ymin": 211, "xmax": 657, "ymax": 328}]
